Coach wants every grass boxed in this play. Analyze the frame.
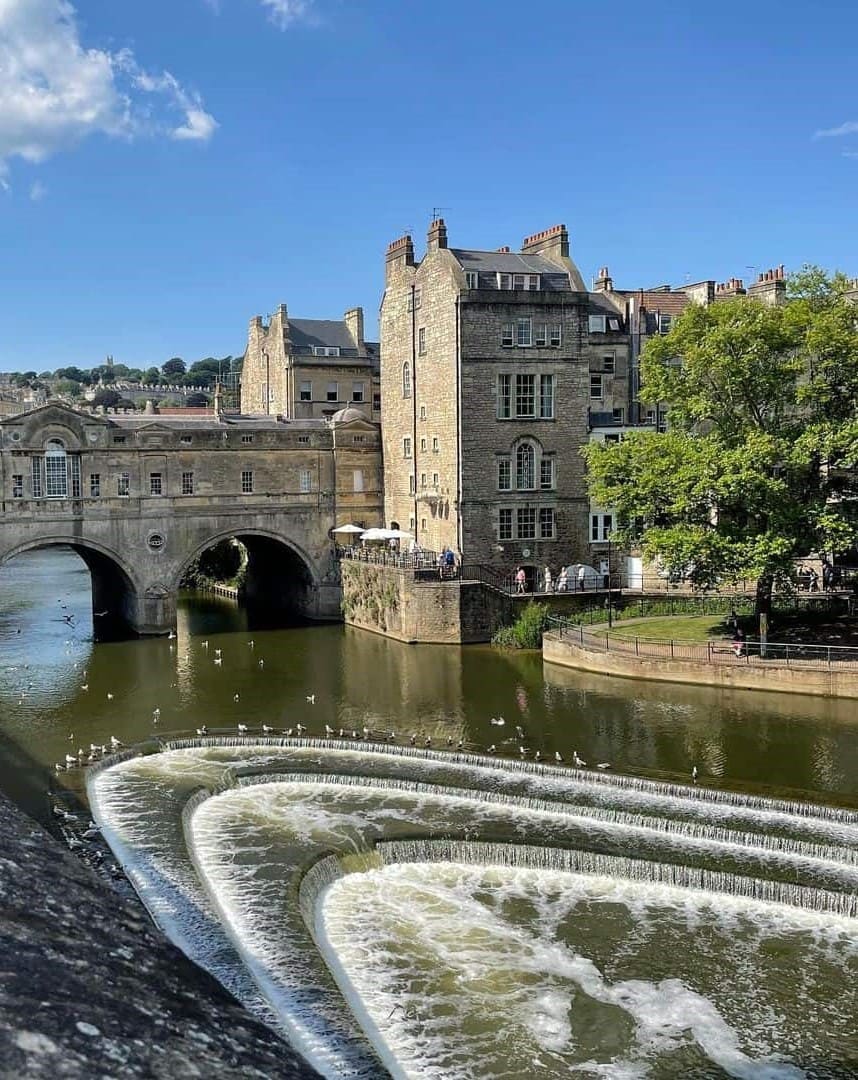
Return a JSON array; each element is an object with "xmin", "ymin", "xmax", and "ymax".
[{"xmin": 607, "ymin": 615, "xmax": 730, "ymax": 642}]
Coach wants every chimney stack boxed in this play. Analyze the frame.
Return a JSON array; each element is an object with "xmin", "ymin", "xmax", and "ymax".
[
  {"xmin": 344, "ymin": 307, "xmax": 365, "ymax": 352},
  {"xmin": 747, "ymin": 265, "xmax": 787, "ymax": 306},
  {"xmin": 595, "ymin": 266, "xmax": 613, "ymax": 292},
  {"xmin": 520, "ymin": 223, "xmax": 569, "ymax": 263},
  {"xmin": 427, "ymin": 217, "xmax": 448, "ymax": 252},
  {"xmin": 385, "ymin": 233, "xmax": 415, "ymax": 280}
]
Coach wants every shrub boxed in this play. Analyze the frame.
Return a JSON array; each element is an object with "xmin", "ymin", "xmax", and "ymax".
[{"xmin": 492, "ymin": 602, "xmax": 551, "ymax": 649}]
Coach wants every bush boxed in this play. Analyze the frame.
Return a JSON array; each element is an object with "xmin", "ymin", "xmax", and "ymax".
[{"xmin": 492, "ymin": 602, "xmax": 551, "ymax": 649}]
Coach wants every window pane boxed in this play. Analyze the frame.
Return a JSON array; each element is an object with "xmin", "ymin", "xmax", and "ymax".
[
  {"xmin": 513, "ymin": 274, "xmax": 524, "ymax": 290},
  {"xmin": 516, "ymin": 318, "xmax": 532, "ymax": 347},
  {"xmin": 241, "ymin": 470, "xmax": 253, "ymax": 494},
  {"xmin": 300, "ymin": 381, "xmax": 312, "ymax": 401},
  {"xmin": 550, "ymin": 324, "xmax": 562, "ymax": 346},
  {"xmin": 31, "ymin": 457, "xmax": 42, "ymax": 498},
  {"xmin": 12, "ymin": 474, "xmax": 23, "ymax": 498},
  {"xmin": 117, "ymin": 472, "xmax": 129, "ymax": 497},
  {"xmin": 403, "ymin": 437, "xmax": 412, "ymax": 458},
  {"xmin": 498, "ymin": 509, "xmax": 513, "ymax": 540},
  {"xmin": 535, "ymin": 323, "xmax": 547, "ymax": 346},
  {"xmin": 402, "ymin": 363, "xmax": 411, "ymax": 398},
  {"xmin": 497, "ymin": 374, "xmax": 511, "ymax": 418},
  {"xmin": 69, "ymin": 456, "xmax": 81, "ymax": 498},
  {"xmin": 540, "ymin": 374, "xmax": 554, "ymax": 418},
  {"xmin": 516, "ymin": 444, "xmax": 535, "ymax": 489},
  {"xmin": 182, "ymin": 471, "xmax": 194, "ymax": 495},
  {"xmin": 515, "ymin": 374, "xmax": 535, "ymax": 416},
  {"xmin": 352, "ymin": 382, "xmax": 365, "ymax": 402},
  {"xmin": 540, "ymin": 458, "xmax": 554, "ymax": 489},
  {"xmin": 589, "ymin": 315, "xmax": 606, "ymax": 333},
  {"xmin": 300, "ymin": 469, "xmax": 311, "ymax": 493},
  {"xmin": 590, "ymin": 375, "xmax": 602, "ymax": 399},
  {"xmin": 353, "ymin": 469, "xmax": 364, "ymax": 492},
  {"xmin": 327, "ymin": 382, "xmax": 339, "ymax": 402},
  {"xmin": 539, "ymin": 508, "xmax": 555, "ymax": 538},
  {"xmin": 497, "ymin": 459, "xmax": 511, "ymax": 490},
  {"xmin": 90, "ymin": 473, "xmax": 100, "ymax": 497},
  {"xmin": 517, "ymin": 507, "xmax": 536, "ymax": 539},
  {"xmin": 149, "ymin": 473, "xmax": 162, "ymax": 496},
  {"xmin": 501, "ymin": 323, "xmax": 514, "ymax": 347}
]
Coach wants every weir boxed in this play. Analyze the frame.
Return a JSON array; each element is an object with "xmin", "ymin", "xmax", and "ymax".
[{"xmin": 88, "ymin": 740, "xmax": 858, "ymax": 1080}]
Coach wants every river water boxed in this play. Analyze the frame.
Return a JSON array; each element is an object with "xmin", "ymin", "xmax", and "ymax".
[{"xmin": 2, "ymin": 547, "xmax": 858, "ymax": 1079}]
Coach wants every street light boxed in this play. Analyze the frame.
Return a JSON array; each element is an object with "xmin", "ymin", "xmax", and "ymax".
[{"xmin": 606, "ymin": 531, "xmax": 613, "ymax": 629}]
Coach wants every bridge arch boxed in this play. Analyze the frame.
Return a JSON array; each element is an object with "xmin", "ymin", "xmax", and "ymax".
[
  {"xmin": 0, "ymin": 536, "xmax": 143, "ymax": 639},
  {"xmin": 176, "ymin": 527, "xmax": 325, "ymax": 623}
]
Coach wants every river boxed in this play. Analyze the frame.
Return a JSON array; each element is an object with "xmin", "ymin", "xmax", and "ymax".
[{"xmin": 2, "ymin": 547, "xmax": 857, "ymax": 1079}]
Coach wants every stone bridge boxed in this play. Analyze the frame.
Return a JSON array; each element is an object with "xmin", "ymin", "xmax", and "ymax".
[{"xmin": 0, "ymin": 404, "xmax": 383, "ymax": 635}]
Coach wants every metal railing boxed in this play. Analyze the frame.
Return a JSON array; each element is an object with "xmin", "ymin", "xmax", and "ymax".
[{"xmin": 547, "ymin": 616, "xmax": 858, "ymax": 673}]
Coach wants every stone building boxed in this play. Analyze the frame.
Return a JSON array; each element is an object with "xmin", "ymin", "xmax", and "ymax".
[
  {"xmin": 0, "ymin": 402, "xmax": 382, "ymax": 634},
  {"xmin": 240, "ymin": 303, "xmax": 380, "ymax": 422},
  {"xmin": 380, "ymin": 219, "xmax": 631, "ymax": 580}
]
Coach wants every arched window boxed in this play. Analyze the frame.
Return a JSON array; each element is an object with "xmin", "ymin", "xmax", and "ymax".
[
  {"xmin": 516, "ymin": 442, "xmax": 535, "ymax": 489},
  {"xmin": 402, "ymin": 362, "xmax": 411, "ymax": 398},
  {"xmin": 44, "ymin": 439, "xmax": 68, "ymax": 498}
]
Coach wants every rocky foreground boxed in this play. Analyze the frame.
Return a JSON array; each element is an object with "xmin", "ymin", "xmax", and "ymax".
[{"xmin": 0, "ymin": 793, "xmax": 320, "ymax": 1079}]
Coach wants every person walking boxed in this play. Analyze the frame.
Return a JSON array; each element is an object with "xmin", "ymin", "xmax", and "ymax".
[
  {"xmin": 438, "ymin": 547, "xmax": 447, "ymax": 580},
  {"xmin": 577, "ymin": 565, "xmax": 586, "ymax": 592},
  {"xmin": 556, "ymin": 567, "xmax": 568, "ymax": 592},
  {"xmin": 732, "ymin": 626, "xmax": 746, "ymax": 658},
  {"xmin": 515, "ymin": 567, "xmax": 526, "ymax": 594},
  {"xmin": 543, "ymin": 566, "xmax": 553, "ymax": 593}
]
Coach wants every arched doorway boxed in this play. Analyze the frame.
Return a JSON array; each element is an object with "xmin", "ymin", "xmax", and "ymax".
[{"xmin": 177, "ymin": 532, "xmax": 318, "ymax": 631}]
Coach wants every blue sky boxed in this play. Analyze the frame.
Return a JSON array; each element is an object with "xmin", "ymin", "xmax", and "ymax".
[{"xmin": 1, "ymin": 0, "xmax": 857, "ymax": 372}]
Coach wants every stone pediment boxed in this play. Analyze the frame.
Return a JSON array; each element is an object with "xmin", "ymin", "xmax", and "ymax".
[{"xmin": 1, "ymin": 402, "xmax": 111, "ymax": 451}]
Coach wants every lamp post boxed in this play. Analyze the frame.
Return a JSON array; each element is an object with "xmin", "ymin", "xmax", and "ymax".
[{"xmin": 606, "ymin": 531, "xmax": 613, "ymax": 629}]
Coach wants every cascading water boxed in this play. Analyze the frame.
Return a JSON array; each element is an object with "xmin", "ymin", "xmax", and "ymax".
[{"xmin": 87, "ymin": 740, "xmax": 858, "ymax": 1080}]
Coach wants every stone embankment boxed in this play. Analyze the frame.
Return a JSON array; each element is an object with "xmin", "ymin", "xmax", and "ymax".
[{"xmin": 0, "ymin": 793, "xmax": 319, "ymax": 1079}]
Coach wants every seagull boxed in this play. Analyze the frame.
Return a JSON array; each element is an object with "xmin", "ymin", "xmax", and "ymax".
[
  {"xmin": 519, "ymin": 745, "xmax": 529, "ymax": 756},
  {"xmin": 106, "ymin": 692, "xmax": 114, "ymax": 701},
  {"xmin": 362, "ymin": 726, "xmax": 371, "ymax": 739},
  {"xmin": 213, "ymin": 657, "xmax": 222, "ymax": 666},
  {"xmin": 409, "ymin": 734, "xmax": 416, "ymax": 746},
  {"xmin": 233, "ymin": 693, "xmax": 240, "ymax": 703},
  {"xmin": 446, "ymin": 736, "xmax": 453, "ymax": 746},
  {"xmin": 109, "ymin": 736, "xmax": 122, "ymax": 749},
  {"xmin": 167, "ymin": 630, "xmax": 176, "ymax": 640},
  {"xmin": 285, "ymin": 728, "xmax": 294, "ymax": 737},
  {"xmin": 80, "ymin": 684, "xmax": 88, "ymax": 692},
  {"xmin": 555, "ymin": 751, "xmax": 563, "ymax": 763},
  {"xmin": 65, "ymin": 754, "xmax": 77, "ymax": 766},
  {"xmin": 692, "ymin": 765, "xmax": 698, "ymax": 782},
  {"xmin": 258, "ymin": 659, "xmax": 264, "ymax": 669},
  {"xmin": 201, "ymin": 640, "xmax": 209, "ymax": 649},
  {"xmin": 325, "ymin": 725, "xmax": 335, "ymax": 736},
  {"xmin": 262, "ymin": 724, "xmax": 274, "ymax": 734},
  {"xmin": 338, "ymin": 728, "xmax": 345, "ymax": 738},
  {"xmin": 248, "ymin": 640, "xmax": 255, "ymax": 648},
  {"xmin": 424, "ymin": 736, "xmax": 431, "ymax": 747},
  {"xmin": 214, "ymin": 648, "xmax": 222, "ymax": 658},
  {"xmin": 457, "ymin": 739, "xmax": 464, "ymax": 751},
  {"xmin": 54, "ymin": 763, "xmax": 66, "ymax": 773},
  {"xmin": 515, "ymin": 725, "xmax": 525, "ymax": 739},
  {"xmin": 68, "ymin": 733, "xmax": 75, "ymax": 741},
  {"xmin": 296, "ymin": 723, "xmax": 306, "ymax": 734},
  {"xmin": 596, "ymin": 762, "xmax": 611, "ymax": 770},
  {"xmin": 237, "ymin": 723, "xmax": 248, "ymax": 734},
  {"xmin": 306, "ymin": 694, "xmax": 315, "ymax": 704},
  {"xmin": 573, "ymin": 751, "xmax": 587, "ymax": 768},
  {"xmin": 152, "ymin": 707, "xmax": 161, "ymax": 721},
  {"xmin": 535, "ymin": 750, "xmax": 542, "ymax": 761},
  {"xmin": 196, "ymin": 726, "xmax": 208, "ymax": 736},
  {"xmin": 487, "ymin": 744, "xmax": 496, "ymax": 753}
]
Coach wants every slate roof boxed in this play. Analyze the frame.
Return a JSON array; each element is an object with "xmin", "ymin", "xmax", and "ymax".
[
  {"xmin": 287, "ymin": 319, "xmax": 358, "ymax": 352},
  {"xmin": 450, "ymin": 248, "xmax": 566, "ymax": 276}
]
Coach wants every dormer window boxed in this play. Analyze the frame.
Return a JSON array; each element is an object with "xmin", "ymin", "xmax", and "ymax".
[
  {"xmin": 589, "ymin": 315, "xmax": 606, "ymax": 333},
  {"xmin": 465, "ymin": 271, "xmax": 478, "ymax": 289},
  {"xmin": 658, "ymin": 314, "xmax": 673, "ymax": 334},
  {"xmin": 313, "ymin": 346, "xmax": 341, "ymax": 357},
  {"xmin": 497, "ymin": 273, "xmax": 512, "ymax": 290}
]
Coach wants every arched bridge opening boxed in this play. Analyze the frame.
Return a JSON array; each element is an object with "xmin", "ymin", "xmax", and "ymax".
[
  {"xmin": 179, "ymin": 533, "xmax": 319, "ymax": 630},
  {"xmin": 0, "ymin": 542, "xmax": 140, "ymax": 643}
]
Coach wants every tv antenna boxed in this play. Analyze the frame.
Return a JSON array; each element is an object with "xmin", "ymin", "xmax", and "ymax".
[{"xmin": 431, "ymin": 206, "xmax": 451, "ymax": 221}]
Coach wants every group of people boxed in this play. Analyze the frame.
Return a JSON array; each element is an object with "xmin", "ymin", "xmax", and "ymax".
[
  {"xmin": 515, "ymin": 565, "xmax": 591, "ymax": 594},
  {"xmin": 438, "ymin": 546, "xmax": 457, "ymax": 579}
]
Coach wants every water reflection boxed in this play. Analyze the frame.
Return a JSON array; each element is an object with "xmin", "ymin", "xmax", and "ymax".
[{"xmin": 2, "ymin": 547, "xmax": 858, "ymax": 828}]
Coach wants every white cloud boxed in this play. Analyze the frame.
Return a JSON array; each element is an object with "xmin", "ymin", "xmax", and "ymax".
[
  {"xmin": 814, "ymin": 120, "xmax": 858, "ymax": 139},
  {"xmin": 0, "ymin": 0, "xmax": 217, "ymax": 181},
  {"xmin": 843, "ymin": 151, "xmax": 858, "ymax": 159},
  {"xmin": 260, "ymin": 0, "xmax": 314, "ymax": 29},
  {"xmin": 29, "ymin": 179, "xmax": 47, "ymax": 200}
]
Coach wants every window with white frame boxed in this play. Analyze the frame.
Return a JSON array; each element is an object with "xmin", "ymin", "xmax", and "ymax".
[
  {"xmin": 420, "ymin": 437, "xmax": 427, "ymax": 452},
  {"xmin": 498, "ymin": 508, "xmax": 513, "ymax": 540},
  {"xmin": 659, "ymin": 314, "xmax": 672, "ymax": 334},
  {"xmin": 535, "ymin": 322, "xmax": 548, "ymax": 347},
  {"xmin": 515, "ymin": 373, "xmax": 536, "ymax": 416},
  {"xmin": 591, "ymin": 513, "xmax": 613, "ymax": 542},
  {"xmin": 353, "ymin": 469, "xmax": 364, "ymax": 493},
  {"xmin": 497, "ymin": 373, "xmax": 512, "ymax": 417},
  {"xmin": 149, "ymin": 472, "xmax": 163, "ymax": 496},
  {"xmin": 45, "ymin": 440, "xmax": 68, "ymax": 498},
  {"xmin": 432, "ymin": 437, "xmax": 439, "ymax": 452},
  {"xmin": 402, "ymin": 362, "xmax": 411, "ymax": 398},
  {"xmin": 513, "ymin": 273, "xmax": 525, "ymax": 290},
  {"xmin": 417, "ymin": 328, "xmax": 426, "ymax": 355},
  {"xmin": 497, "ymin": 272, "xmax": 512, "ymax": 290},
  {"xmin": 540, "ymin": 458, "xmax": 555, "ymax": 489},
  {"xmin": 31, "ymin": 457, "xmax": 42, "ymax": 498},
  {"xmin": 517, "ymin": 507, "xmax": 536, "ymax": 540},
  {"xmin": 497, "ymin": 458, "xmax": 511, "ymax": 490},
  {"xmin": 516, "ymin": 318, "xmax": 532, "ymax": 347},
  {"xmin": 501, "ymin": 322, "xmax": 514, "ymax": 347},
  {"xmin": 241, "ymin": 470, "xmax": 253, "ymax": 494},
  {"xmin": 589, "ymin": 314, "xmax": 606, "ymax": 333},
  {"xmin": 539, "ymin": 508, "xmax": 556, "ymax": 538},
  {"xmin": 528, "ymin": 274, "xmax": 540, "ymax": 290},
  {"xmin": 313, "ymin": 346, "xmax": 341, "ymax": 357},
  {"xmin": 549, "ymin": 323, "xmax": 562, "ymax": 346},
  {"xmin": 419, "ymin": 405, "xmax": 427, "ymax": 420},
  {"xmin": 590, "ymin": 374, "xmax": 603, "ymax": 399},
  {"xmin": 299, "ymin": 469, "xmax": 312, "ymax": 493},
  {"xmin": 608, "ymin": 317, "xmax": 621, "ymax": 331},
  {"xmin": 516, "ymin": 443, "xmax": 535, "ymax": 489},
  {"xmin": 403, "ymin": 436, "xmax": 412, "ymax": 458},
  {"xmin": 352, "ymin": 381, "xmax": 365, "ymax": 402},
  {"xmin": 432, "ymin": 472, "xmax": 439, "ymax": 486},
  {"xmin": 90, "ymin": 473, "xmax": 100, "ymax": 497},
  {"xmin": 465, "ymin": 271, "xmax": 478, "ymax": 289},
  {"xmin": 117, "ymin": 472, "xmax": 130, "ymax": 497},
  {"xmin": 181, "ymin": 471, "xmax": 194, "ymax": 495},
  {"xmin": 612, "ymin": 407, "xmax": 625, "ymax": 424},
  {"xmin": 603, "ymin": 354, "xmax": 615, "ymax": 373},
  {"xmin": 540, "ymin": 374, "xmax": 554, "ymax": 418},
  {"xmin": 12, "ymin": 474, "xmax": 23, "ymax": 498},
  {"xmin": 326, "ymin": 382, "xmax": 339, "ymax": 402},
  {"xmin": 300, "ymin": 380, "xmax": 312, "ymax": 401}
]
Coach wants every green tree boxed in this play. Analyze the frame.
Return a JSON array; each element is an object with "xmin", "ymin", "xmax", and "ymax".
[
  {"xmin": 54, "ymin": 366, "xmax": 90, "ymax": 384},
  {"xmin": 582, "ymin": 274, "xmax": 858, "ymax": 619},
  {"xmin": 162, "ymin": 357, "xmax": 186, "ymax": 379},
  {"xmin": 91, "ymin": 388, "xmax": 121, "ymax": 410},
  {"xmin": 54, "ymin": 379, "xmax": 82, "ymax": 398},
  {"xmin": 143, "ymin": 367, "xmax": 161, "ymax": 385}
]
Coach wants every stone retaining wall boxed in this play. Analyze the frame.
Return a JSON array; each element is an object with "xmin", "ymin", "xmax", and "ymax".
[{"xmin": 543, "ymin": 630, "xmax": 858, "ymax": 699}]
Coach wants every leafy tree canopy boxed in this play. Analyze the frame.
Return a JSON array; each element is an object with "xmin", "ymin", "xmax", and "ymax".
[
  {"xmin": 91, "ymin": 388, "xmax": 121, "ymax": 409},
  {"xmin": 582, "ymin": 269, "xmax": 858, "ymax": 612},
  {"xmin": 54, "ymin": 366, "xmax": 90, "ymax": 384},
  {"xmin": 161, "ymin": 357, "xmax": 186, "ymax": 378}
]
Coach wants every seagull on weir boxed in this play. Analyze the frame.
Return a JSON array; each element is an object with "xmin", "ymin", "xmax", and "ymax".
[
  {"xmin": 80, "ymin": 684, "xmax": 88, "ymax": 692},
  {"xmin": 555, "ymin": 751, "xmax": 563, "ymax": 763},
  {"xmin": 167, "ymin": 630, "xmax": 175, "ymax": 640},
  {"xmin": 237, "ymin": 723, "xmax": 248, "ymax": 734},
  {"xmin": 516, "ymin": 725, "xmax": 525, "ymax": 739},
  {"xmin": 248, "ymin": 640, "xmax": 254, "ymax": 648},
  {"xmin": 262, "ymin": 724, "xmax": 274, "ymax": 734},
  {"xmin": 325, "ymin": 725, "xmax": 335, "ymax": 736},
  {"xmin": 596, "ymin": 762, "xmax": 611, "ymax": 770},
  {"xmin": 573, "ymin": 750, "xmax": 587, "ymax": 768},
  {"xmin": 306, "ymin": 694, "xmax": 315, "ymax": 704},
  {"xmin": 196, "ymin": 726, "xmax": 208, "ymax": 736},
  {"xmin": 214, "ymin": 648, "xmax": 222, "ymax": 658},
  {"xmin": 535, "ymin": 750, "xmax": 542, "ymax": 761},
  {"xmin": 258, "ymin": 659, "xmax": 264, "ymax": 669},
  {"xmin": 152, "ymin": 707, "xmax": 161, "ymax": 721},
  {"xmin": 109, "ymin": 736, "xmax": 122, "ymax": 749},
  {"xmin": 487, "ymin": 744, "xmax": 496, "ymax": 754},
  {"xmin": 213, "ymin": 657, "xmax": 222, "ymax": 666},
  {"xmin": 519, "ymin": 745, "xmax": 529, "ymax": 756},
  {"xmin": 233, "ymin": 693, "xmax": 240, "ymax": 703},
  {"xmin": 490, "ymin": 717, "xmax": 505, "ymax": 726},
  {"xmin": 106, "ymin": 692, "xmax": 114, "ymax": 701},
  {"xmin": 692, "ymin": 765, "xmax": 698, "ymax": 782},
  {"xmin": 201, "ymin": 640, "xmax": 209, "ymax": 649},
  {"xmin": 296, "ymin": 723, "xmax": 306, "ymax": 734}
]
